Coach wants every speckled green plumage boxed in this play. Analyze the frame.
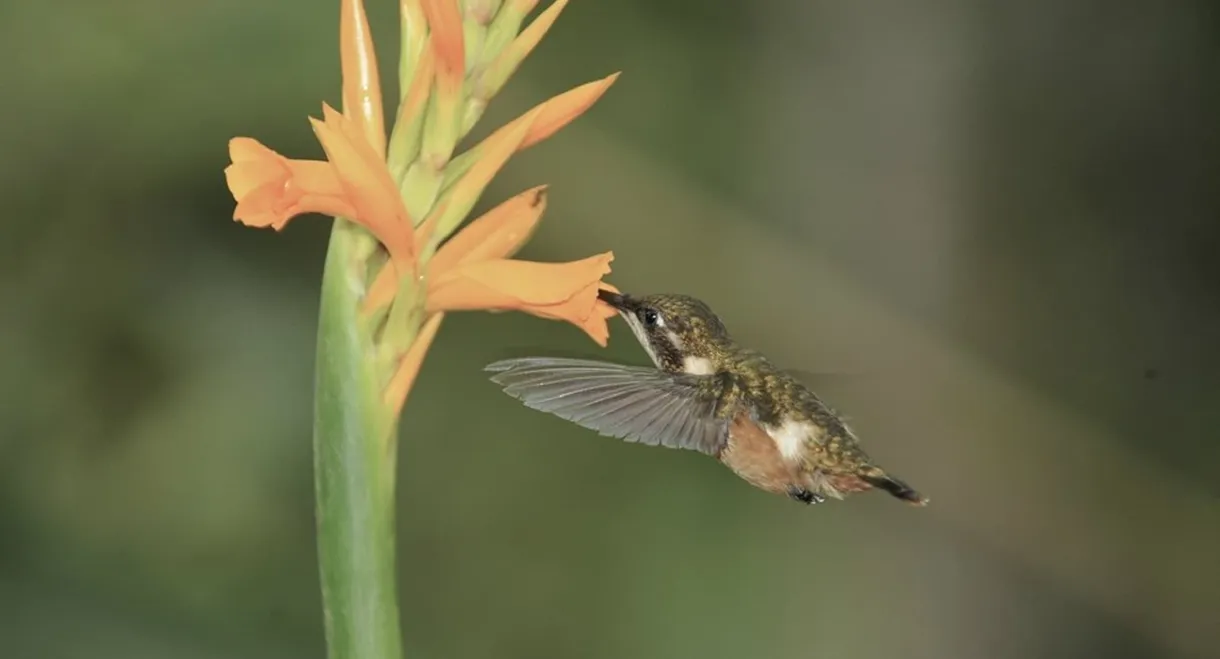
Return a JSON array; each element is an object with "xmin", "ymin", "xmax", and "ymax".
[{"xmin": 645, "ymin": 294, "xmax": 870, "ymax": 471}]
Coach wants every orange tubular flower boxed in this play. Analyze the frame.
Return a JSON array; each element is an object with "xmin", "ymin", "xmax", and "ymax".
[
  {"xmin": 425, "ymin": 186, "xmax": 620, "ymax": 346},
  {"xmin": 223, "ymin": 0, "xmax": 622, "ymax": 414},
  {"xmin": 362, "ymin": 186, "xmax": 619, "ymax": 347},
  {"xmin": 224, "ymin": 138, "xmax": 356, "ymax": 230},
  {"xmin": 225, "ymin": 104, "xmax": 416, "ymax": 269}
]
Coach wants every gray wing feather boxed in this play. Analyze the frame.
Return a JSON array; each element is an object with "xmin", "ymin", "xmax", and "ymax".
[{"xmin": 485, "ymin": 357, "xmax": 729, "ymax": 455}]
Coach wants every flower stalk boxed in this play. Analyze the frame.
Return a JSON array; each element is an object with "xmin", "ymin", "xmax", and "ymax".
[
  {"xmin": 313, "ymin": 220, "xmax": 406, "ymax": 659},
  {"xmin": 223, "ymin": 1, "xmax": 620, "ymax": 658}
]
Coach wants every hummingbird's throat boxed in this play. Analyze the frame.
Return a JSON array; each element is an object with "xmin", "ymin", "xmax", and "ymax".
[
  {"xmin": 617, "ymin": 310, "xmax": 716, "ymax": 375},
  {"xmin": 618, "ymin": 310, "xmax": 663, "ymax": 368}
]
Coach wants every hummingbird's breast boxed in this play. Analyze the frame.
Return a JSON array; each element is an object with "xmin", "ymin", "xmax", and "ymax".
[
  {"xmin": 714, "ymin": 352, "xmax": 874, "ymax": 500},
  {"xmin": 717, "ymin": 413, "xmax": 807, "ymax": 496},
  {"xmin": 719, "ymin": 413, "xmax": 878, "ymax": 501}
]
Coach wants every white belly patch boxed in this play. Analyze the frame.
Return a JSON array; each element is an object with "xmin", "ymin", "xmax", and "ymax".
[{"xmin": 766, "ymin": 419, "xmax": 812, "ymax": 461}]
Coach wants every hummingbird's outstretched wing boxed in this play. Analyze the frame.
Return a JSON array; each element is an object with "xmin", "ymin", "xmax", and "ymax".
[{"xmin": 485, "ymin": 357, "xmax": 729, "ymax": 455}]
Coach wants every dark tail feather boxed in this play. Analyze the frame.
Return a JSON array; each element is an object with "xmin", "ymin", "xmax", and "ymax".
[{"xmin": 860, "ymin": 467, "xmax": 928, "ymax": 506}]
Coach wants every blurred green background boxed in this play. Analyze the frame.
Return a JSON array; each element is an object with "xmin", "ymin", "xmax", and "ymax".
[{"xmin": 1, "ymin": 0, "xmax": 1217, "ymax": 657}]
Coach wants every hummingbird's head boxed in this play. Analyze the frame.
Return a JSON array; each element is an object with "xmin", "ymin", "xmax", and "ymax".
[{"xmin": 597, "ymin": 290, "xmax": 732, "ymax": 374}]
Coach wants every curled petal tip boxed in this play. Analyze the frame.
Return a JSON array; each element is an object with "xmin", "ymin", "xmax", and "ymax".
[
  {"xmin": 530, "ymin": 185, "xmax": 548, "ymax": 206},
  {"xmin": 429, "ymin": 184, "xmax": 551, "ymax": 273}
]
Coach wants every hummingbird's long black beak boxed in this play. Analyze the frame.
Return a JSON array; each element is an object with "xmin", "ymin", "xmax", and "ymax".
[{"xmin": 597, "ymin": 289, "xmax": 637, "ymax": 312}]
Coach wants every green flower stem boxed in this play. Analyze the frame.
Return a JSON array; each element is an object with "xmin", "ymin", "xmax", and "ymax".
[{"xmin": 313, "ymin": 219, "xmax": 413, "ymax": 659}]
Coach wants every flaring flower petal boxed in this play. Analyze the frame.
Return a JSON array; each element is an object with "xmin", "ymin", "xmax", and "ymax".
[
  {"xmin": 340, "ymin": 0, "xmax": 387, "ymax": 157},
  {"xmin": 310, "ymin": 104, "xmax": 416, "ymax": 264},
  {"xmin": 426, "ymin": 252, "xmax": 615, "ymax": 345},
  {"xmin": 225, "ymin": 138, "xmax": 357, "ymax": 229},
  {"xmin": 522, "ymin": 72, "xmax": 620, "ymax": 150},
  {"xmin": 430, "ymin": 185, "xmax": 547, "ymax": 274}
]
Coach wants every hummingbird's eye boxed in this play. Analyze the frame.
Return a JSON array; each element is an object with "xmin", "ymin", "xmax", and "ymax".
[{"xmin": 642, "ymin": 308, "xmax": 660, "ymax": 327}]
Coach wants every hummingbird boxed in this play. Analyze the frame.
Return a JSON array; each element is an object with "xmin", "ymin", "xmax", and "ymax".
[{"xmin": 484, "ymin": 290, "xmax": 928, "ymax": 507}]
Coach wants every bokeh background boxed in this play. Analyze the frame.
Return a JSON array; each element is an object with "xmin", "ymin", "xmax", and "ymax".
[{"xmin": 1, "ymin": 1, "xmax": 1217, "ymax": 658}]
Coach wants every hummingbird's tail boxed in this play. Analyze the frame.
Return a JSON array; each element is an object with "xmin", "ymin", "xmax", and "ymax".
[{"xmin": 858, "ymin": 466, "xmax": 929, "ymax": 506}]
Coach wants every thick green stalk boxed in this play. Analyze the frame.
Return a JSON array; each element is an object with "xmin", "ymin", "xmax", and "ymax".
[{"xmin": 313, "ymin": 219, "xmax": 405, "ymax": 659}]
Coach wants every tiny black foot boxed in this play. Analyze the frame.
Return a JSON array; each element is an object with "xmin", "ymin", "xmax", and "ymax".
[{"xmin": 787, "ymin": 486, "xmax": 825, "ymax": 505}]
